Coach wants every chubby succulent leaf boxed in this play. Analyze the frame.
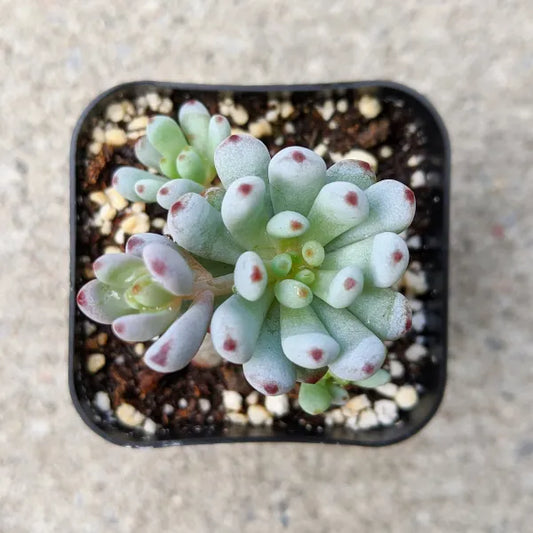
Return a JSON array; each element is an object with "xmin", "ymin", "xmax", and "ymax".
[
  {"xmin": 353, "ymin": 368, "xmax": 391, "ymax": 388},
  {"xmin": 125, "ymin": 233, "xmax": 177, "ymax": 257},
  {"xmin": 176, "ymin": 147, "xmax": 208, "ymax": 184},
  {"xmin": 167, "ymin": 192, "xmax": 244, "ymax": 264},
  {"xmin": 156, "ymin": 178, "xmax": 204, "ymax": 210},
  {"xmin": 294, "ymin": 268, "xmax": 315, "ymax": 285},
  {"xmin": 144, "ymin": 290, "xmax": 214, "ymax": 373},
  {"xmin": 242, "ymin": 305, "xmax": 297, "ymax": 396},
  {"xmin": 220, "ymin": 176, "xmax": 272, "ymax": 250},
  {"xmin": 312, "ymin": 265, "xmax": 364, "ymax": 309},
  {"xmin": 203, "ymin": 187, "xmax": 225, "ymax": 210},
  {"xmin": 269, "ymin": 253, "xmax": 293, "ymax": 278},
  {"xmin": 147, "ymin": 116, "xmax": 187, "ymax": 162},
  {"xmin": 295, "ymin": 365, "xmax": 328, "ymax": 384},
  {"xmin": 301, "ymin": 240, "xmax": 325, "ymax": 267},
  {"xmin": 322, "ymin": 232, "xmax": 409, "ymax": 288},
  {"xmin": 327, "ymin": 382, "xmax": 350, "ymax": 405},
  {"xmin": 76, "ymin": 279, "xmax": 135, "ymax": 325},
  {"xmin": 326, "ymin": 159, "xmax": 376, "ymax": 190},
  {"xmin": 234, "ymin": 251, "xmax": 268, "ymax": 302},
  {"xmin": 134, "ymin": 176, "xmax": 169, "ymax": 203},
  {"xmin": 112, "ymin": 167, "xmax": 154, "ymax": 202},
  {"xmin": 328, "ymin": 180, "xmax": 416, "ymax": 250},
  {"xmin": 304, "ymin": 181, "xmax": 369, "ymax": 245},
  {"xmin": 125, "ymin": 274, "xmax": 175, "ymax": 309},
  {"xmin": 92, "ymin": 253, "xmax": 145, "ymax": 288},
  {"xmin": 298, "ymin": 382, "xmax": 333, "ymax": 414},
  {"xmin": 208, "ymin": 115, "xmax": 231, "ymax": 160},
  {"xmin": 312, "ymin": 298, "xmax": 386, "ymax": 382},
  {"xmin": 178, "ymin": 99, "xmax": 210, "ymax": 156},
  {"xmin": 348, "ymin": 287, "xmax": 412, "ymax": 340},
  {"xmin": 210, "ymin": 290, "xmax": 274, "ymax": 364},
  {"xmin": 274, "ymin": 279, "xmax": 313, "ymax": 309},
  {"xmin": 280, "ymin": 305, "xmax": 340, "ymax": 369},
  {"xmin": 214, "ymin": 134, "xmax": 271, "ymax": 189},
  {"xmin": 112, "ymin": 308, "xmax": 180, "ymax": 342},
  {"xmin": 134, "ymin": 136, "xmax": 162, "ymax": 171},
  {"xmin": 142, "ymin": 243, "xmax": 194, "ymax": 296},
  {"xmin": 269, "ymin": 146, "xmax": 326, "ymax": 215},
  {"xmin": 266, "ymin": 211, "xmax": 309, "ymax": 239}
]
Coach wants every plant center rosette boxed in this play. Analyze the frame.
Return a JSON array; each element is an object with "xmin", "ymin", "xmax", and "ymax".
[{"xmin": 165, "ymin": 134, "xmax": 416, "ymax": 414}]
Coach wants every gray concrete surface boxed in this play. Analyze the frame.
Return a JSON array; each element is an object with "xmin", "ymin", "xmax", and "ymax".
[{"xmin": 1, "ymin": 1, "xmax": 532, "ymax": 531}]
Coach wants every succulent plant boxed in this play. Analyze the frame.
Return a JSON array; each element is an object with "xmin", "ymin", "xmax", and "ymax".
[
  {"xmin": 76, "ymin": 233, "xmax": 233, "ymax": 372},
  {"xmin": 112, "ymin": 100, "xmax": 231, "ymax": 206},
  {"xmin": 164, "ymin": 133, "xmax": 416, "ymax": 410}
]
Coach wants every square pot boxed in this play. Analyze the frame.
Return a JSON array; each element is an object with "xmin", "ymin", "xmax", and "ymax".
[{"xmin": 70, "ymin": 81, "xmax": 450, "ymax": 447}]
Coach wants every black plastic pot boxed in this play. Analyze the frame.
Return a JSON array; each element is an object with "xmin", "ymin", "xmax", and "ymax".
[{"xmin": 70, "ymin": 81, "xmax": 450, "ymax": 447}]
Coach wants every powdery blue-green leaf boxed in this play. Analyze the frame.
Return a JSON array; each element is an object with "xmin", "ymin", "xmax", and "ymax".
[
  {"xmin": 301, "ymin": 240, "xmax": 325, "ymax": 267},
  {"xmin": 304, "ymin": 181, "xmax": 369, "ymax": 245},
  {"xmin": 92, "ymin": 253, "xmax": 145, "ymax": 288},
  {"xmin": 234, "ymin": 251, "xmax": 268, "ymax": 302},
  {"xmin": 134, "ymin": 136, "xmax": 162, "ymax": 171},
  {"xmin": 167, "ymin": 192, "xmax": 244, "ymax": 265},
  {"xmin": 147, "ymin": 116, "xmax": 187, "ymax": 160},
  {"xmin": 322, "ymin": 232, "xmax": 409, "ymax": 288},
  {"xmin": 156, "ymin": 178, "xmax": 204, "ymax": 210},
  {"xmin": 220, "ymin": 176, "xmax": 272, "ymax": 250},
  {"xmin": 280, "ymin": 305, "xmax": 340, "ymax": 369},
  {"xmin": 312, "ymin": 298, "xmax": 386, "ymax": 382},
  {"xmin": 210, "ymin": 290, "xmax": 274, "ymax": 364},
  {"xmin": 144, "ymin": 290, "xmax": 214, "ymax": 373},
  {"xmin": 76, "ymin": 279, "xmax": 135, "ymax": 325},
  {"xmin": 326, "ymin": 159, "xmax": 376, "ymax": 190},
  {"xmin": 328, "ymin": 180, "xmax": 416, "ymax": 250},
  {"xmin": 269, "ymin": 146, "xmax": 326, "ymax": 215},
  {"xmin": 312, "ymin": 265, "xmax": 364, "ymax": 309},
  {"xmin": 274, "ymin": 279, "xmax": 313, "ymax": 309},
  {"xmin": 112, "ymin": 167, "xmax": 154, "ymax": 202},
  {"xmin": 266, "ymin": 211, "xmax": 309, "ymax": 239},
  {"xmin": 298, "ymin": 382, "xmax": 333, "ymax": 415},
  {"xmin": 214, "ymin": 134, "xmax": 271, "ymax": 189},
  {"xmin": 295, "ymin": 365, "xmax": 328, "ymax": 384},
  {"xmin": 242, "ymin": 305, "xmax": 296, "ymax": 396},
  {"xmin": 353, "ymin": 368, "xmax": 391, "ymax": 388},
  {"xmin": 112, "ymin": 308, "xmax": 180, "ymax": 342},
  {"xmin": 134, "ymin": 176, "xmax": 169, "ymax": 203},
  {"xmin": 208, "ymin": 114, "xmax": 231, "ymax": 160},
  {"xmin": 348, "ymin": 287, "xmax": 412, "ymax": 340},
  {"xmin": 125, "ymin": 233, "xmax": 178, "ymax": 257},
  {"xmin": 142, "ymin": 243, "xmax": 194, "ymax": 296},
  {"xmin": 176, "ymin": 147, "xmax": 208, "ymax": 185}
]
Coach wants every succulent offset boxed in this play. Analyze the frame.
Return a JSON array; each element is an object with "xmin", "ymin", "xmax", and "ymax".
[
  {"xmin": 76, "ymin": 233, "xmax": 233, "ymax": 372},
  {"xmin": 112, "ymin": 100, "xmax": 231, "ymax": 205},
  {"xmin": 77, "ymin": 100, "xmax": 417, "ymax": 416}
]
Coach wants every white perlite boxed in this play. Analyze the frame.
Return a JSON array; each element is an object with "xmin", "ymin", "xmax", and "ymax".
[
  {"xmin": 225, "ymin": 412, "xmax": 248, "ymax": 425},
  {"xmin": 374, "ymin": 399, "xmax": 399, "ymax": 426},
  {"xmin": 198, "ymin": 398, "xmax": 211, "ymax": 413},
  {"xmin": 222, "ymin": 390, "xmax": 243, "ymax": 412},
  {"xmin": 104, "ymin": 128, "xmax": 127, "ymax": 146},
  {"xmin": 162, "ymin": 403, "xmax": 174, "ymax": 415},
  {"xmin": 248, "ymin": 118, "xmax": 272, "ymax": 138},
  {"xmin": 404, "ymin": 270, "xmax": 428, "ymax": 295},
  {"xmin": 120, "ymin": 212, "xmax": 150, "ymax": 234},
  {"xmin": 316, "ymin": 99, "xmax": 335, "ymax": 121},
  {"xmin": 146, "ymin": 92, "xmax": 162, "ymax": 111},
  {"xmin": 410, "ymin": 170, "xmax": 426, "ymax": 187},
  {"xmin": 336, "ymin": 98, "xmax": 348, "ymax": 113},
  {"xmin": 389, "ymin": 359, "xmax": 405, "ymax": 379},
  {"xmin": 86, "ymin": 353, "xmax": 105, "ymax": 374},
  {"xmin": 313, "ymin": 143, "xmax": 328, "ymax": 157},
  {"xmin": 412, "ymin": 311, "xmax": 427, "ymax": 331},
  {"xmin": 231, "ymin": 104, "xmax": 249, "ymax": 126},
  {"xmin": 247, "ymin": 404, "xmax": 272, "ymax": 426},
  {"xmin": 106, "ymin": 103, "xmax": 125, "ymax": 123},
  {"xmin": 264, "ymin": 394, "xmax": 290, "ymax": 417},
  {"xmin": 380, "ymin": 145, "xmax": 393, "ymax": 158},
  {"xmin": 395, "ymin": 385, "xmax": 419, "ymax": 410},
  {"xmin": 376, "ymin": 382, "xmax": 398, "ymax": 398},
  {"xmin": 93, "ymin": 391, "xmax": 111, "ymax": 412},
  {"xmin": 358, "ymin": 408, "xmax": 379, "ymax": 429},
  {"xmin": 405, "ymin": 343, "xmax": 428, "ymax": 362},
  {"xmin": 116, "ymin": 403, "xmax": 145, "ymax": 427},
  {"xmin": 178, "ymin": 398, "xmax": 188, "ymax": 409},
  {"xmin": 341, "ymin": 394, "xmax": 371, "ymax": 417},
  {"xmin": 358, "ymin": 95, "xmax": 382, "ymax": 119},
  {"xmin": 344, "ymin": 416, "xmax": 359, "ymax": 431},
  {"xmin": 245, "ymin": 391, "xmax": 259, "ymax": 405},
  {"xmin": 280, "ymin": 101, "xmax": 294, "ymax": 119},
  {"xmin": 143, "ymin": 418, "xmax": 158, "ymax": 435}
]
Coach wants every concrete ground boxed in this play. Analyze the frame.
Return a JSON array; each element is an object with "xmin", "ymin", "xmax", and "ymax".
[{"xmin": 1, "ymin": 1, "xmax": 532, "ymax": 531}]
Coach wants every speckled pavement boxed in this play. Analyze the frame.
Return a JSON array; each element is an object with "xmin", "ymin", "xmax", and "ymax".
[{"xmin": 1, "ymin": 1, "xmax": 532, "ymax": 531}]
